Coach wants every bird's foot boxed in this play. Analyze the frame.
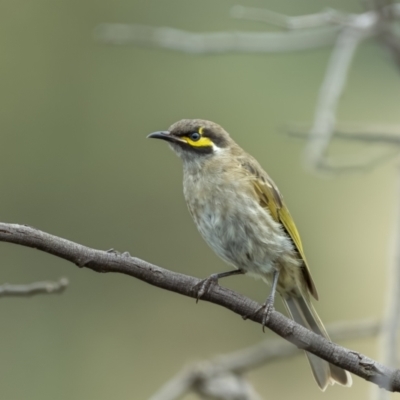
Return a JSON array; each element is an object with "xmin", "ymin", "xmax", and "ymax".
[
  {"xmin": 242, "ymin": 295, "xmax": 274, "ymax": 332},
  {"xmin": 242, "ymin": 304, "xmax": 265, "ymax": 321},
  {"xmin": 192, "ymin": 274, "xmax": 220, "ymax": 303},
  {"xmin": 261, "ymin": 295, "xmax": 275, "ymax": 332}
]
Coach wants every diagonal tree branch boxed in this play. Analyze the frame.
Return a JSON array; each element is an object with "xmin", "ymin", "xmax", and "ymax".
[{"xmin": 0, "ymin": 222, "xmax": 398, "ymax": 392}]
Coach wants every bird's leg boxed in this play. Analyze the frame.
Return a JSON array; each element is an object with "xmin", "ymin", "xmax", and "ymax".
[
  {"xmin": 193, "ymin": 269, "xmax": 244, "ymax": 302},
  {"xmin": 261, "ymin": 269, "xmax": 279, "ymax": 331},
  {"xmin": 243, "ymin": 269, "xmax": 280, "ymax": 332}
]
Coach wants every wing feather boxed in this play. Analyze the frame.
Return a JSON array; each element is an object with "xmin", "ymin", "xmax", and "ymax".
[{"xmin": 241, "ymin": 158, "xmax": 319, "ymax": 300}]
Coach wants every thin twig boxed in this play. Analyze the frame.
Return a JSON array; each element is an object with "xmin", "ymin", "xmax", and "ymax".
[
  {"xmin": 230, "ymin": 6, "xmax": 336, "ymax": 29},
  {"xmin": 287, "ymin": 124, "xmax": 400, "ymax": 170},
  {"xmin": 94, "ymin": 23, "xmax": 339, "ymax": 53},
  {"xmin": 287, "ymin": 123, "xmax": 400, "ymax": 145},
  {"xmin": 0, "ymin": 222, "xmax": 398, "ymax": 391},
  {"xmin": 0, "ymin": 277, "xmax": 68, "ymax": 297}
]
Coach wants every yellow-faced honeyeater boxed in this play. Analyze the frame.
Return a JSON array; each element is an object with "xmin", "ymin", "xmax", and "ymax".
[{"xmin": 147, "ymin": 119, "xmax": 352, "ymax": 390}]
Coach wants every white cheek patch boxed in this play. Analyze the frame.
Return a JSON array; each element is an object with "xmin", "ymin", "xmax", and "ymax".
[{"xmin": 212, "ymin": 143, "xmax": 224, "ymax": 154}]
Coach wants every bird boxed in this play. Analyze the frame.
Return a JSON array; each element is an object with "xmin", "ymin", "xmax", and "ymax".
[{"xmin": 147, "ymin": 119, "xmax": 352, "ymax": 390}]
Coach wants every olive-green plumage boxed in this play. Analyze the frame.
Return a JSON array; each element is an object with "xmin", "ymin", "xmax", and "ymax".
[{"xmin": 148, "ymin": 119, "xmax": 352, "ymax": 390}]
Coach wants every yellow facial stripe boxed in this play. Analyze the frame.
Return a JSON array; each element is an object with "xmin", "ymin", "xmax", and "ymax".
[
  {"xmin": 199, "ymin": 126, "xmax": 204, "ymax": 135},
  {"xmin": 184, "ymin": 136, "xmax": 213, "ymax": 147}
]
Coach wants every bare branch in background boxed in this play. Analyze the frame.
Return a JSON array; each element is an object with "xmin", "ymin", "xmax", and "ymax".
[
  {"xmin": 0, "ymin": 222, "xmax": 398, "ymax": 392},
  {"xmin": 230, "ymin": 6, "xmax": 336, "ymax": 29},
  {"xmin": 230, "ymin": 5, "xmax": 400, "ymax": 172},
  {"xmin": 94, "ymin": 3, "xmax": 400, "ymax": 171},
  {"xmin": 0, "ymin": 277, "xmax": 68, "ymax": 298},
  {"xmin": 287, "ymin": 123, "xmax": 400, "ymax": 145},
  {"xmin": 151, "ymin": 319, "xmax": 379, "ymax": 400},
  {"xmin": 150, "ymin": 364, "xmax": 262, "ymax": 400},
  {"xmin": 229, "ymin": 4, "xmax": 400, "ymax": 172},
  {"xmin": 287, "ymin": 123, "xmax": 400, "ymax": 171},
  {"xmin": 254, "ymin": 4, "xmax": 400, "ymax": 172},
  {"xmin": 94, "ymin": 23, "xmax": 339, "ymax": 54}
]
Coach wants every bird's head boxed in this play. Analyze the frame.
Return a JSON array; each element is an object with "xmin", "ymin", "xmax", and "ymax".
[{"xmin": 147, "ymin": 119, "xmax": 233, "ymax": 163}]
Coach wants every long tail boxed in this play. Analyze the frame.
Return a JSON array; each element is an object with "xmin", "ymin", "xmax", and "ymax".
[{"xmin": 283, "ymin": 295, "xmax": 352, "ymax": 391}]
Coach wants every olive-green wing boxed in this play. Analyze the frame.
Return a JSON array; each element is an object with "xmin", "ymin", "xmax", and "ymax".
[{"xmin": 242, "ymin": 159, "xmax": 319, "ymax": 300}]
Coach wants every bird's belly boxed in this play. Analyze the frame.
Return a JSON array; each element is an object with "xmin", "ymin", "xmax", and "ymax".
[{"xmin": 190, "ymin": 196, "xmax": 295, "ymax": 280}]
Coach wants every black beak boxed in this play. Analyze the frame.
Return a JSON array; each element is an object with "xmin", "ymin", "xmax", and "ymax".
[{"xmin": 147, "ymin": 131, "xmax": 184, "ymax": 144}]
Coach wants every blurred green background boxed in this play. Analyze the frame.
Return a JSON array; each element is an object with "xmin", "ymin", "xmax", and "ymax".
[{"xmin": 1, "ymin": 0, "xmax": 400, "ymax": 399}]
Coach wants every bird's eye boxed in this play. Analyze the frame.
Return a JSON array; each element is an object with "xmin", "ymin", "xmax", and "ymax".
[{"xmin": 189, "ymin": 132, "xmax": 201, "ymax": 141}]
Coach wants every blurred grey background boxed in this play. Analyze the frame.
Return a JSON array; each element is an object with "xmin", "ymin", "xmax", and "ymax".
[{"xmin": 1, "ymin": 0, "xmax": 400, "ymax": 399}]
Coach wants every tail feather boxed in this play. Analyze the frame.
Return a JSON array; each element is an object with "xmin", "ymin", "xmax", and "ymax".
[{"xmin": 283, "ymin": 295, "xmax": 352, "ymax": 391}]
